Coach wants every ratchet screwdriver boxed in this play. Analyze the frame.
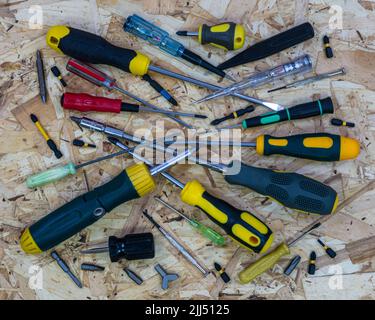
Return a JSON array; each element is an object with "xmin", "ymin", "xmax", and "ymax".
[
  {"xmin": 177, "ymin": 22, "xmax": 246, "ymax": 51},
  {"xmin": 20, "ymin": 148, "xmax": 192, "ymax": 254},
  {"xmin": 221, "ymin": 97, "xmax": 334, "ymax": 129},
  {"xmin": 61, "ymin": 92, "xmax": 206, "ymax": 119},
  {"xmin": 66, "ymin": 59, "xmax": 194, "ymax": 128},
  {"xmin": 110, "ymin": 138, "xmax": 274, "ymax": 254}
]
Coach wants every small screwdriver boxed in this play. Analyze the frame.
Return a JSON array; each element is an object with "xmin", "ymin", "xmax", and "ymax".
[
  {"xmin": 81, "ymin": 233, "xmax": 155, "ymax": 262},
  {"xmin": 142, "ymin": 74, "xmax": 178, "ymax": 106},
  {"xmin": 72, "ymin": 139, "xmax": 96, "ymax": 149},
  {"xmin": 177, "ymin": 22, "xmax": 246, "ymax": 51},
  {"xmin": 211, "ymin": 105, "xmax": 255, "ymax": 126},
  {"xmin": 317, "ymin": 239, "xmax": 337, "ymax": 258},
  {"xmin": 154, "ymin": 196, "xmax": 225, "ymax": 246},
  {"xmin": 61, "ymin": 92, "xmax": 205, "ymax": 119},
  {"xmin": 239, "ymin": 222, "xmax": 321, "ymax": 283}
]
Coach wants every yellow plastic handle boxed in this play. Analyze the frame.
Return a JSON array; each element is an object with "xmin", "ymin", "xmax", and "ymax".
[{"xmin": 238, "ymin": 243, "xmax": 290, "ymax": 284}]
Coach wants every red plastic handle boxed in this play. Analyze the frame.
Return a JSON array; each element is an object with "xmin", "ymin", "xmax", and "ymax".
[{"xmin": 61, "ymin": 93, "xmax": 122, "ymax": 113}]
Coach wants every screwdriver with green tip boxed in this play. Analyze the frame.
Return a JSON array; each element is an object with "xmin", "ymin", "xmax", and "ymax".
[{"xmin": 154, "ymin": 196, "xmax": 225, "ymax": 246}]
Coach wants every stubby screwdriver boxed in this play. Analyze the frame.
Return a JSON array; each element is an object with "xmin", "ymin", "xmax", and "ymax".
[
  {"xmin": 154, "ymin": 196, "xmax": 225, "ymax": 246},
  {"xmin": 61, "ymin": 92, "xmax": 206, "ymax": 119},
  {"xmin": 177, "ymin": 22, "xmax": 246, "ymax": 51},
  {"xmin": 20, "ymin": 148, "xmax": 193, "ymax": 254},
  {"xmin": 317, "ymin": 239, "xmax": 337, "ymax": 258}
]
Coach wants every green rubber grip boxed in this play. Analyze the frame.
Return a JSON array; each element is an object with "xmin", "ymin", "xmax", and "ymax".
[
  {"xmin": 28, "ymin": 169, "xmax": 141, "ymax": 251},
  {"xmin": 243, "ymin": 97, "xmax": 334, "ymax": 128},
  {"xmin": 26, "ymin": 162, "xmax": 77, "ymax": 188},
  {"xmin": 225, "ymin": 161, "xmax": 338, "ymax": 215},
  {"xmin": 189, "ymin": 219, "xmax": 225, "ymax": 246}
]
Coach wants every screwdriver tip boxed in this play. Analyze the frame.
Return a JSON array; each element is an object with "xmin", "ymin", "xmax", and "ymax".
[
  {"xmin": 268, "ymin": 87, "xmax": 285, "ymax": 93},
  {"xmin": 195, "ymin": 114, "xmax": 208, "ymax": 119},
  {"xmin": 107, "ymin": 136, "xmax": 120, "ymax": 145},
  {"xmin": 70, "ymin": 116, "xmax": 81, "ymax": 124}
]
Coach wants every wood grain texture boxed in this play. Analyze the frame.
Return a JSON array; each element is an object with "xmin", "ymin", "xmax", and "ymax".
[{"xmin": 0, "ymin": 0, "xmax": 374, "ymax": 300}]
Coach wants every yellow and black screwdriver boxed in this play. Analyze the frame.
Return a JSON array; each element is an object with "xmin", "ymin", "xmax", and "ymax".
[
  {"xmin": 20, "ymin": 148, "xmax": 193, "ymax": 254},
  {"xmin": 177, "ymin": 22, "xmax": 246, "ymax": 51}
]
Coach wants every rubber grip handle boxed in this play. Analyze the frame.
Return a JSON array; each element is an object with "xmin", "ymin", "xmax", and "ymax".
[
  {"xmin": 23, "ymin": 164, "xmax": 154, "ymax": 252},
  {"xmin": 257, "ymin": 133, "xmax": 360, "ymax": 161},
  {"xmin": 180, "ymin": 180, "xmax": 274, "ymax": 254},
  {"xmin": 201, "ymin": 23, "xmax": 238, "ymax": 50},
  {"xmin": 47, "ymin": 26, "xmax": 150, "ymax": 76},
  {"xmin": 26, "ymin": 162, "xmax": 77, "ymax": 188},
  {"xmin": 243, "ymin": 97, "xmax": 334, "ymax": 128},
  {"xmin": 239, "ymin": 243, "xmax": 290, "ymax": 283},
  {"xmin": 61, "ymin": 93, "xmax": 122, "ymax": 113},
  {"xmin": 219, "ymin": 22, "xmax": 315, "ymax": 69},
  {"xmin": 225, "ymin": 161, "xmax": 338, "ymax": 215}
]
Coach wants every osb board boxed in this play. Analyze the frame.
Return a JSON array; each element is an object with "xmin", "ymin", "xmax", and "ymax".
[{"xmin": 0, "ymin": 0, "xmax": 375, "ymax": 300}]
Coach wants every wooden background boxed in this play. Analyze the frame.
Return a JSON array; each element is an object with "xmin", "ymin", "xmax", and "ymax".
[{"xmin": 1, "ymin": 0, "xmax": 375, "ymax": 300}]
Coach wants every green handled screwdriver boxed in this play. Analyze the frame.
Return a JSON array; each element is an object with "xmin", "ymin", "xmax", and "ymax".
[
  {"xmin": 154, "ymin": 196, "xmax": 225, "ymax": 246},
  {"xmin": 220, "ymin": 97, "xmax": 334, "ymax": 129},
  {"xmin": 20, "ymin": 148, "xmax": 193, "ymax": 254}
]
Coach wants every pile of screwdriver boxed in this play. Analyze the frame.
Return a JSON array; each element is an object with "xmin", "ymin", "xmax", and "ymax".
[{"xmin": 23, "ymin": 13, "xmax": 361, "ymax": 291}]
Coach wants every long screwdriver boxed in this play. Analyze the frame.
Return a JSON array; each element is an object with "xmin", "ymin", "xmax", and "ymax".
[
  {"xmin": 110, "ymin": 137, "xmax": 339, "ymax": 216},
  {"xmin": 47, "ymin": 27, "xmax": 281, "ymax": 111},
  {"xmin": 239, "ymin": 222, "xmax": 321, "ymax": 284},
  {"xmin": 66, "ymin": 59, "xmax": 193, "ymax": 128},
  {"xmin": 61, "ymin": 92, "xmax": 206, "ymax": 119},
  {"xmin": 109, "ymin": 138, "xmax": 274, "ymax": 254},
  {"xmin": 154, "ymin": 196, "xmax": 225, "ymax": 246},
  {"xmin": 20, "ymin": 148, "xmax": 193, "ymax": 254}
]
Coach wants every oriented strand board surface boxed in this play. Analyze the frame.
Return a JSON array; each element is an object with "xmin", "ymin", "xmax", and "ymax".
[{"xmin": 1, "ymin": 0, "xmax": 375, "ymax": 300}]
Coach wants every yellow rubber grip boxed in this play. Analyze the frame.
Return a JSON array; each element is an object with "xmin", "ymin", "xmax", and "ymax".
[
  {"xmin": 239, "ymin": 243, "xmax": 290, "ymax": 284},
  {"xmin": 35, "ymin": 122, "xmax": 50, "ymax": 141}
]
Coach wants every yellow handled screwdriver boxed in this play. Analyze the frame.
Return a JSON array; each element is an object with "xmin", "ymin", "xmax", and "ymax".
[
  {"xmin": 239, "ymin": 222, "xmax": 321, "ymax": 284},
  {"xmin": 176, "ymin": 22, "xmax": 246, "ymax": 51}
]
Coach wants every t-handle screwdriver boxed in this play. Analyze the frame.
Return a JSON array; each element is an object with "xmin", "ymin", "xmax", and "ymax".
[
  {"xmin": 154, "ymin": 196, "xmax": 225, "ymax": 246},
  {"xmin": 20, "ymin": 148, "xmax": 193, "ymax": 254},
  {"xmin": 66, "ymin": 59, "xmax": 194, "ymax": 128}
]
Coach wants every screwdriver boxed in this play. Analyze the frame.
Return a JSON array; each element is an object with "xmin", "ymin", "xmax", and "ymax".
[
  {"xmin": 49, "ymin": 28, "xmax": 280, "ymax": 112},
  {"xmin": 177, "ymin": 22, "xmax": 246, "ymax": 51},
  {"xmin": 239, "ymin": 222, "xmax": 321, "ymax": 284},
  {"xmin": 61, "ymin": 92, "xmax": 206, "ymax": 119},
  {"xmin": 154, "ymin": 196, "xmax": 225, "ymax": 246},
  {"xmin": 20, "ymin": 148, "xmax": 193, "ymax": 254},
  {"xmin": 317, "ymin": 239, "xmax": 337, "ymax": 258},
  {"xmin": 142, "ymin": 74, "xmax": 178, "ymax": 106},
  {"xmin": 111, "ymin": 137, "xmax": 339, "ymax": 216},
  {"xmin": 211, "ymin": 105, "xmax": 255, "ymax": 126},
  {"xmin": 220, "ymin": 97, "xmax": 335, "ymax": 130},
  {"xmin": 81, "ymin": 233, "xmax": 155, "ymax": 262},
  {"xmin": 66, "ymin": 59, "xmax": 194, "ymax": 128},
  {"xmin": 124, "ymin": 15, "xmax": 232, "ymax": 81},
  {"xmin": 110, "ymin": 138, "xmax": 274, "ymax": 254}
]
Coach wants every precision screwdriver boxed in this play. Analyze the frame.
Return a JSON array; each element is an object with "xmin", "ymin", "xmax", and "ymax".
[
  {"xmin": 268, "ymin": 68, "xmax": 346, "ymax": 93},
  {"xmin": 61, "ymin": 92, "xmax": 206, "ymax": 119},
  {"xmin": 110, "ymin": 138, "xmax": 274, "ymax": 254},
  {"xmin": 317, "ymin": 239, "xmax": 337, "ymax": 258},
  {"xmin": 48, "ymin": 27, "xmax": 280, "ymax": 111},
  {"xmin": 239, "ymin": 222, "xmax": 321, "ymax": 284},
  {"xmin": 211, "ymin": 105, "xmax": 255, "ymax": 126},
  {"xmin": 66, "ymin": 59, "xmax": 194, "ymax": 128},
  {"xmin": 81, "ymin": 233, "xmax": 155, "ymax": 262},
  {"xmin": 111, "ymin": 137, "xmax": 339, "ymax": 216},
  {"xmin": 124, "ymin": 15, "xmax": 232, "ymax": 80},
  {"xmin": 143, "ymin": 209, "xmax": 210, "ymax": 277},
  {"xmin": 177, "ymin": 22, "xmax": 246, "ymax": 51},
  {"xmin": 220, "ymin": 97, "xmax": 335, "ymax": 130},
  {"xmin": 154, "ymin": 196, "xmax": 225, "ymax": 246},
  {"xmin": 20, "ymin": 148, "xmax": 193, "ymax": 254}
]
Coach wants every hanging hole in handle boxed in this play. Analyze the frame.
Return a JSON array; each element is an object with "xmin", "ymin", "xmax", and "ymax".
[
  {"xmin": 249, "ymin": 236, "xmax": 260, "ymax": 245},
  {"xmin": 236, "ymin": 37, "xmax": 242, "ymax": 43},
  {"xmin": 50, "ymin": 36, "xmax": 59, "ymax": 44}
]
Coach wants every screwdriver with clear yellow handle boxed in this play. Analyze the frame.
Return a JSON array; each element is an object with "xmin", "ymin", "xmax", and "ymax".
[{"xmin": 154, "ymin": 196, "xmax": 226, "ymax": 246}]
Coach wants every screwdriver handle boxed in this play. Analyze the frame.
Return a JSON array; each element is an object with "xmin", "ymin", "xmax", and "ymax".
[
  {"xmin": 189, "ymin": 219, "xmax": 226, "ymax": 246},
  {"xmin": 225, "ymin": 161, "xmax": 338, "ymax": 215},
  {"xmin": 256, "ymin": 133, "xmax": 360, "ymax": 161},
  {"xmin": 242, "ymin": 97, "xmax": 334, "ymax": 129},
  {"xmin": 199, "ymin": 23, "xmax": 246, "ymax": 50},
  {"xmin": 239, "ymin": 243, "xmax": 290, "ymax": 283},
  {"xmin": 46, "ymin": 26, "xmax": 150, "ymax": 76},
  {"xmin": 20, "ymin": 164, "xmax": 155, "ymax": 254},
  {"xmin": 26, "ymin": 162, "xmax": 77, "ymax": 189},
  {"xmin": 180, "ymin": 180, "xmax": 274, "ymax": 254}
]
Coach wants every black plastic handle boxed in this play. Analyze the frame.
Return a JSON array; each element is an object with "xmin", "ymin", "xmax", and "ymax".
[
  {"xmin": 225, "ymin": 161, "xmax": 338, "ymax": 215},
  {"xmin": 243, "ymin": 97, "xmax": 334, "ymax": 128},
  {"xmin": 219, "ymin": 22, "xmax": 315, "ymax": 69}
]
